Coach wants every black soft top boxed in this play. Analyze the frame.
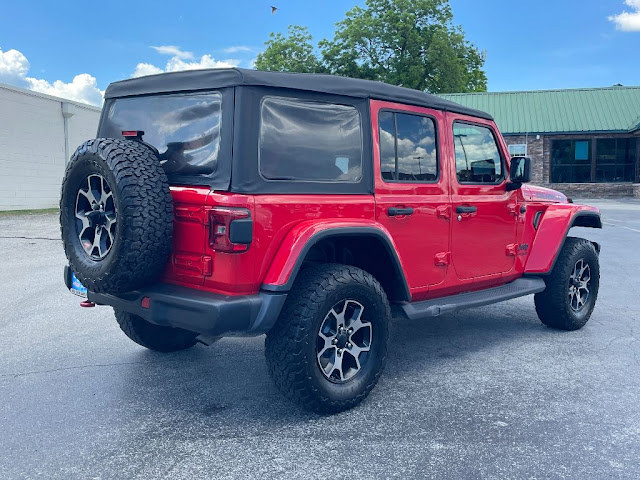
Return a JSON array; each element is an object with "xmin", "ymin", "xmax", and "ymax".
[{"xmin": 104, "ymin": 68, "xmax": 492, "ymax": 120}]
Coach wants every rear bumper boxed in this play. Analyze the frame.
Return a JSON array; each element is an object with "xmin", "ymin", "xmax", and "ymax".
[{"xmin": 64, "ymin": 266, "xmax": 287, "ymax": 336}]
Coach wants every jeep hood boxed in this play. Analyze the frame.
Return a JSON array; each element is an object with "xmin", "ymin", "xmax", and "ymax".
[{"xmin": 521, "ymin": 184, "xmax": 568, "ymax": 203}]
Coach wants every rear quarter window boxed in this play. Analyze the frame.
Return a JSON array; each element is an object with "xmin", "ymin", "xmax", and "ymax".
[{"xmin": 259, "ymin": 97, "xmax": 363, "ymax": 182}]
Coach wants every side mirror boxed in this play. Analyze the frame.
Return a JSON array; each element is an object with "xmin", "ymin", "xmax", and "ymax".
[{"xmin": 506, "ymin": 156, "xmax": 531, "ymax": 190}]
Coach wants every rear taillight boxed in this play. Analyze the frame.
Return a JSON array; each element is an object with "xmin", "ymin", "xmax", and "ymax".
[{"xmin": 209, "ymin": 207, "xmax": 252, "ymax": 253}]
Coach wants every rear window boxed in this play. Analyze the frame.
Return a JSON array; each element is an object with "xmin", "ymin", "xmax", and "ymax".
[
  {"xmin": 100, "ymin": 92, "xmax": 222, "ymax": 176},
  {"xmin": 259, "ymin": 97, "xmax": 363, "ymax": 182}
]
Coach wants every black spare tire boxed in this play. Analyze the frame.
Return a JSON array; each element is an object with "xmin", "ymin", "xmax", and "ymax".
[{"xmin": 60, "ymin": 138, "xmax": 173, "ymax": 294}]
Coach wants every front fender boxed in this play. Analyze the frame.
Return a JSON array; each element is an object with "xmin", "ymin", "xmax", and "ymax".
[
  {"xmin": 261, "ymin": 219, "xmax": 410, "ymax": 299},
  {"xmin": 525, "ymin": 204, "xmax": 601, "ymax": 274}
]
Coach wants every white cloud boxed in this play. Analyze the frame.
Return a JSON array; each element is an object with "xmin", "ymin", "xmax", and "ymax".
[
  {"xmin": 0, "ymin": 47, "xmax": 30, "ymax": 84},
  {"xmin": 132, "ymin": 47, "xmax": 241, "ymax": 78},
  {"xmin": 609, "ymin": 0, "xmax": 640, "ymax": 31},
  {"xmin": 132, "ymin": 62, "xmax": 164, "ymax": 78},
  {"xmin": 0, "ymin": 46, "xmax": 103, "ymax": 105},
  {"xmin": 151, "ymin": 45, "xmax": 194, "ymax": 59},
  {"xmin": 223, "ymin": 45, "xmax": 254, "ymax": 54},
  {"xmin": 26, "ymin": 74, "xmax": 104, "ymax": 107},
  {"xmin": 165, "ymin": 54, "xmax": 240, "ymax": 71}
]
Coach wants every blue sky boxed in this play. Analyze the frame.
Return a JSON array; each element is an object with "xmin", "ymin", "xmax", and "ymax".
[{"xmin": 0, "ymin": 0, "xmax": 639, "ymax": 105}]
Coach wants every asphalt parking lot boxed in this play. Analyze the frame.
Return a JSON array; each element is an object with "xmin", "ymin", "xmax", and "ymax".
[{"xmin": 1, "ymin": 199, "xmax": 639, "ymax": 479}]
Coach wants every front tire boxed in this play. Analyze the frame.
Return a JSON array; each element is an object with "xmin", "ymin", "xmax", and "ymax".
[
  {"xmin": 534, "ymin": 237, "xmax": 599, "ymax": 331},
  {"xmin": 265, "ymin": 264, "xmax": 391, "ymax": 414},
  {"xmin": 114, "ymin": 309, "xmax": 198, "ymax": 352}
]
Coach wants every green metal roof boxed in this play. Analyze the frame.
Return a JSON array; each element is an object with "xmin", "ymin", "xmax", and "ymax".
[{"xmin": 440, "ymin": 86, "xmax": 640, "ymax": 135}]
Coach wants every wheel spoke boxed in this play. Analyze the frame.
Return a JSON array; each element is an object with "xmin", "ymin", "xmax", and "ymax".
[
  {"xmin": 349, "ymin": 343, "xmax": 370, "ymax": 358},
  {"xmin": 78, "ymin": 188, "xmax": 97, "ymax": 206},
  {"xmin": 347, "ymin": 350, "xmax": 362, "ymax": 371},
  {"xmin": 579, "ymin": 261, "xmax": 588, "ymax": 277},
  {"xmin": 581, "ymin": 265, "xmax": 590, "ymax": 283},
  {"xmin": 75, "ymin": 211, "xmax": 91, "ymax": 237},
  {"xmin": 349, "ymin": 315, "xmax": 368, "ymax": 333},
  {"xmin": 92, "ymin": 226, "xmax": 103, "ymax": 258},
  {"xmin": 317, "ymin": 331, "xmax": 334, "ymax": 357},
  {"xmin": 99, "ymin": 176, "xmax": 113, "ymax": 205},
  {"xmin": 331, "ymin": 353, "xmax": 344, "ymax": 381},
  {"xmin": 345, "ymin": 301, "xmax": 368, "ymax": 334},
  {"xmin": 330, "ymin": 307, "xmax": 345, "ymax": 329},
  {"xmin": 105, "ymin": 213, "xmax": 116, "ymax": 241}
]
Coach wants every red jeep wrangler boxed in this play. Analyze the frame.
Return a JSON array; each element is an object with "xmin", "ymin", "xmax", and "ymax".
[{"xmin": 60, "ymin": 68, "xmax": 601, "ymax": 413}]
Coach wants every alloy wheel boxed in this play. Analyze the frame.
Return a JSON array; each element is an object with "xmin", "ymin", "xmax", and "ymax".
[
  {"xmin": 568, "ymin": 258, "xmax": 591, "ymax": 312},
  {"xmin": 316, "ymin": 299, "xmax": 372, "ymax": 383},
  {"xmin": 75, "ymin": 174, "xmax": 116, "ymax": 260}
]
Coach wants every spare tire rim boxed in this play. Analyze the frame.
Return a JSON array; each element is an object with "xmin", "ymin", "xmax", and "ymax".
[
  {"xmin": 75, "ymin": 174, "xmax": 117, "ymax": 260},
  {"xmin": 568, "ymin": 258, "xmax": 591, "ymax": 312},
  {"xmin": 316, "ymin": 299, "xmax": 372, "ymax": 383}
]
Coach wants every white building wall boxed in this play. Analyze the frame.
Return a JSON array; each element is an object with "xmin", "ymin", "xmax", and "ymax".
[{"xmin": 0, "ymin": 83, "xmax": 101, "ymax": 210}]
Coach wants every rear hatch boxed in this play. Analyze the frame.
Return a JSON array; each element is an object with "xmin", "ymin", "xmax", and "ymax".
[{"xmin": 98, "ymin": 90, "xmax": 255, "ymax": 293}]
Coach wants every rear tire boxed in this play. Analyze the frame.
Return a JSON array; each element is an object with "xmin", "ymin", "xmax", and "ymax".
[
  {"xmin": 265, "ymin": 264, "xmax": 391, "ymax": 414},
  {"xmin": 534, "ymin": 237, "xmax": 599, "ymax": 331},
  {"xmin": 114, "ymin": 309, "xmax": 198, "ymax": 352}
]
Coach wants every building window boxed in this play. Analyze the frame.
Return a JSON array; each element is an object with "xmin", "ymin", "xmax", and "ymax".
[
  {"xmin": 379, "ymin": 111, "xmax": 438, "ymax": 182},
  {"xmin": 551, "ymin": 137, "xmax": 637, "ymax": 183},
  {"xmin": 595, "ymin": 138, "xmax": 636, "ymax": 182},
  {"xmin": 550, "ymin": 139, "xmax": 591, "ymax": 183},
  {"xmin": 453, "ymin": 122, "xmax": 503, "ymax": 184},
  {"xmin": 508, "ymin": 144, "xmax": 527, "ymax": 157}
]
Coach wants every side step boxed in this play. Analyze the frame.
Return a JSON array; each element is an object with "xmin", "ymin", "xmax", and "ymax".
[{"xmin": 401, "ymin": 277, "xmax": 546, "ymax": 320}]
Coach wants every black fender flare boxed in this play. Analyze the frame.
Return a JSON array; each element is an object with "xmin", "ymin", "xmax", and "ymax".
[{"xmin": 261, "ymin": 227, "xmax": 411, "ymax": 302}]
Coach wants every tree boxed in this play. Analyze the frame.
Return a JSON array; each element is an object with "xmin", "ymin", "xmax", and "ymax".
[
  {"xmin": 255, "ymin": 0, "xmax": 487, "ymax": 93},
  {"xmin": 254, "ymin": 26, "xmax": 324, "ymax": 74}
]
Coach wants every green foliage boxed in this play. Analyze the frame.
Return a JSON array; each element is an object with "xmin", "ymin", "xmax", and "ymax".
[
  {"xmin": 255, "ymin": 0, "xmax": 487, "ymax": 93},
  {"xmin": 254, "ymin": 26, "xmax": 324, "ymax": 74}
]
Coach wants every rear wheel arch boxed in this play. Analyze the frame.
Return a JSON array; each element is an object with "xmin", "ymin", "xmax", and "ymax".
[{"xmin": 262, "ymin": 228, "xmax": 411, "ymax": 303}]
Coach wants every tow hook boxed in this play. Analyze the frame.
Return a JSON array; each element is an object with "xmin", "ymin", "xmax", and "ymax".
[{"xmin": 80, "ymin": 300, "xmax": 96, "ymax": 308}]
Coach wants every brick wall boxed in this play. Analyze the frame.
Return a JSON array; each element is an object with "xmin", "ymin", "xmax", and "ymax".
[
  {"xmin": 543, "ymin": 182, "xmax": 636, "ymax": 198},
  {"xmin": 502, "ymin": 135, "xmax": 544, "ymax": 183}
]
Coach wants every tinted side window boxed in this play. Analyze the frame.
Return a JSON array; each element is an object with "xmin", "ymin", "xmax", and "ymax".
[
  {"xmin": 453, "ymin": 123, "xmax": 504, "ymax": 184},
  {"xmin": 379, "ymin": 111, "xmax": 438, "ymax": 182},
  {"xmin": 259, "ymin": 97, "xmax": 362, "ymax": 182}
]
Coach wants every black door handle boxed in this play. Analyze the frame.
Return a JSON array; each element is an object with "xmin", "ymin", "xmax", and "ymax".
[
  {"xmin": 456, "ymin": 205, "xmax": 477, "ymax": 214},
  {"xmin": 388, "ymin": 207, "xmax": 414, "ymax": 216}
]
